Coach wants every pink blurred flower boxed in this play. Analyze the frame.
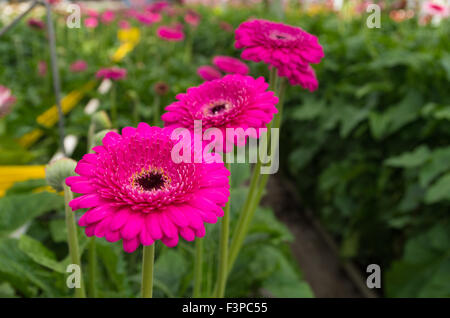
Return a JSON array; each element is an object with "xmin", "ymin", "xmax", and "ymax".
[
  {"xmin": 86, "ymin": 9, "xmax": 99, "ymax": 18},
  {"xmin": 101, "ymin": 10, "xmax": 115, "ymax": 24},
  {"xmin": 84, "ymin": 17, "xmax": 99, "ymax": 29},
  {"xmin": 184, "ymin": 10, "xmax": 201, "ymax": 27},
  {"xmin": 27, "ymin": 18, "xmax": 45, "ymax": 30},
  {"xmin": 96, "ymin": 67, "xmax": 127, "ymax": 81},
  {"xmin": 0, "ymin": 85, "xmax": 16, "ymax": 118},
  {"xmin": 219, "ymin": 21, "xmax": 233, "ymax": 33},
  {"xmin": 157, "ymin": 26, "xmax": 185, "ymax": 41},
  {"xmin": 162, "ymin": 74, "xmax": 278, "ymax": 152},
  {"xmin": 235, "ymin": 19, "xmax": 324, "ymax": 91},
  {"xmin": 66, "ymin": 124, "xmax": 230, "ymax": 252},
  {"xmin": 147, "ymin": 1, "xmax": 170, "ymax": 13},
  {"xmin": 197, "ymin": 65, "xmax": 222, "ymax": 81},
  {"xmin": 118, "ymin": 20, "xmax": 131, "ymax": 29},
  {"xmin": 422, "ymin": 1, "xmax": 449, "ymax": 17},
  {"xmin": 38, "ymin": 61, "xmax": 47, "ymax": 77},
  {"xmin": 213, "ymin": 56, "xmax": 249, "ymax": 75},
  {"xmin": 70, "ymin": 60, "xmax": 88, "ymax": 73},
  {"xmin": 135, "ymin": 12, "xmax": 161, "ymax": 25}
]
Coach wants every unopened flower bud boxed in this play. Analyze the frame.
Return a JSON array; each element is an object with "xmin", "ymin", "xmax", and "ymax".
[
  {"xmin": 153, "ymin": 82, "xmax": 169, "ymax": 96},
  {"xmin": 91, "ymin": 110, "xmax": 112, "ymax": 130},
  {"xmin": 45, "ymin": 157, "xmax": 77, "ymax": 192}
]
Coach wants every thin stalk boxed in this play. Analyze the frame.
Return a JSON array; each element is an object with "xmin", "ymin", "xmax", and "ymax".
[
  {"xmin": 111, "ymin": 85, "xmax": 117, "ymax": 128},
  {"xmin": 214, "ymin": 162, "xmax": 231, "ymax": 298},
  {"xmin": 153, "ymin": 95, "xmax": 160, "ymax": 126},
  {"xmin": 63, "ymin": 183, "xmax": 86, "ymax": 298},
  {"xmin": 141, "ymin": 244, "xmax": 155, "ymax": 298},
  {"xmin": 87, "ymin": 237, "xmax": 97, "ymax": 298},
  {"xmin": 227, "ymin": 76, "xmax": 286, "ymax": 273},
  {"xmin": 193, "ymin": 238, "xmax": 203, "ymax": 298}
]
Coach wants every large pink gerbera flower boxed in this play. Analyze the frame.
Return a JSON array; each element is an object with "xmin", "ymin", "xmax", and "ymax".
[
  {"xmin": 161, "ymin": 75, "xmax": 278, "ymax": 152},
  {"xmin": 96, "ymin": 67, "xmax": 127, "ymax": 81},
  {"xmin": 66, "ymin": 124, "xmax": 230, "ymax": 252},
  {"xmin": 213, "ymin": 56, "xmax": 249, "ymax": 75},
  {"xmin": 157, "ymin": 26, "xmax": 185, "ymax": 41},
  {"xmin": 235, "ymin": 19, "xmax": 324, "ymax": 91},
  {"xmin": 197, "ymin": 65, "xmax": 222, "ymax": 81}
]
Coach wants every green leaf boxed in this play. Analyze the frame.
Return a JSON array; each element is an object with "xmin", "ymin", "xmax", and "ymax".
[
  {"xmin": 384, "ymin": 146, "xmax": 430, "ymax": 168},
  {"xmin": 419, "ymin": 147, "xmax": 450, "ymax": 187},
  {"xmin": 386, "ymin": 223, "xmax": 450, "ymax": 297},
  {"xmin": 262, "ymin": 249, "xmax": 313, "ymax": 298},
  {"xmin": 424, "ymin": 173, "xmax": 450, "ymax": 204},
  {"xmin": 0, "ymin": 192, "xmax": 64, "ymax": 236},
  {"xmin": 18, "ymin": 235, "xmax": 66, "ymax": 273},
  {"xmin": 0, "ymin": 283, "xmax": 16, "ymax": 298},
  {"xmin": 369, "ymin": 91, "xmax": 422, "ymax": 140},
  {"xmin": 0, "ymin": 238, "xmax": 60, "ymax": 296},
  {"xmin": 154, "ymin": 249, "xmax": 188, "ymax": 297}
]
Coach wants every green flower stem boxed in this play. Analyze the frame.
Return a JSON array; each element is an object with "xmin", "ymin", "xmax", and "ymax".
[
  {"xmin": 193, "ymin": 238, "xmax": 203, "ymax": 298},
  {"xmin": 214, "ymin": 162, "xmax": 232, "ymax": 298},
  {"xmin": 153, "ymin": 95, "xmax": 160, "ymax": 126},
  {"xmin": 111, "ymin": 85, "xmax": 117, "ymax": 128},
  {"xmin": 227, "ymin": 76, "xmax": 286, "ymax": 274},
  {"xmin": 63, "ymin": 183, "xmax": 86, "ymax": 298},
  {"xmin": 87, "ymin": 237, "xmax": 97, "ymax": 298},
  {"xmin": 141, "ymin": 244, "xmax": 155, "ymax": 298}
]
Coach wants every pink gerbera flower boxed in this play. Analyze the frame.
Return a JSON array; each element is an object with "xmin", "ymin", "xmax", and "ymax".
[
  {"xmin": 422, "ymin": 1, "xmax": 449, "ymax": 17},
  {"xmin": 135, "ymin": 12, "xmax": 161, "ymax": 25},
  {"xmin": 84, "ymin": 17, "xmax": 99, "ymax": 29},
  {"xmin": 70, "ymin": 60, "xmax": 88, "ymax": 73},
  {"xmin": 162, "ymin": 75, "xmax": 278, "ymax": 152},
  {"xmin": 101, "ymin": 10, "xmax": 115, "ymax": 24},
  {"xmin": 235, "ymin": 19, "xmax": 324, "ymax": 91},
  {"xmin": 157, "ymin": 25, "xmax": 185, "ymax": 41},
  {"xmin": 27, "ymin": 18, "xmax": 45, "ymax": 30},
  {"xmin": 118, "ymin": 20, "xmax": 131, "ymax": 29},
  {"xmin": 213, "ymin": 56, "xmax": 249, "ymax": 75},
  {"xmin": 38, "ymin": 61, "xmax": 47, "ymax": 77},
  {"xmin": 96, "ymin": 67, "xmax": 127, "ymax": 81},
  {"xmin": 184, "ymin": 10, "xmax": 201, "ymax": 27},
  {"xmin": 197, "ymin": 65, "xmax": 222, "ymax": 81},
  {"xmin": 66, "ymin": 124, "xmax": 230, "ymax": 252},
  {"xmin": 0, "ymin": 85, "xmax": 16, "ymax": 118}
]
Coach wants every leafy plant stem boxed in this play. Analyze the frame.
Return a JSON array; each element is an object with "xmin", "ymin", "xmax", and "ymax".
[
  {"xmin": 63, "ymin": 183, "xmax": 86, "ymax": 298},
  {"xmin": 141, "ymin": 243, "xmax": 155, "ymax": 298},
  {"xmin": 214, "ymin": 162, "xmax": 231, "ymax": 298},
  {"xmin": 87, "ymin": 237, "xmax": 97, "ymax": 298}
]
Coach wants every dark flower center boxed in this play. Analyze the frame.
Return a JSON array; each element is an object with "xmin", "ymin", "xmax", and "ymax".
[
  {"xmin": 135, "ymin": 171, "xmax": 166, "ymax": 191},
  {"xmin": 210, "ymin": 103, "xmax": 227, "ymax": 115}
]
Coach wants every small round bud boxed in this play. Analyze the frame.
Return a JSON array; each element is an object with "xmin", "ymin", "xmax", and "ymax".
[
  {"xmin": 91, "ymin": 111, "xmax": 112, "ymax": 130},
  {"xmin": 153, "ymin": 82, "xmax": 169, "ymax": 96},
  {"xmin": 45, "ymin": 157, "xmax": 77, "ymax": 192}
]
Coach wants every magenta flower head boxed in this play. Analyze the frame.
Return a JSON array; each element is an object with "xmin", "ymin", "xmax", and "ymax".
[
  {"xmin": 96, "ymin": 67, "xmax": 127, "ymax": 81},
  {"xmin": 0, "ymin": 85, "xmax": 16, "ymax": 118},
  {"xmin": 118, "ymin": 20, "xmax": 131, "ymax": 29},
  {"xmin": 66, "ymin": 124, "xmax": 230, "ymax": 252},
  {"xmin": 27, "ymin": 18, "xmax": 45, "ymax": 30},
  {"xmin": 162, "ymin": 74, "xmax": 278, "ymax": 152},
  {"xmin": 235, "ymin": 19, "xmax": 324, "ymax": 91},
  {"xmin": 84, "ymin": 17, "xmax": 99, "ymax": 28},
  {"xmin": 157, "ymin": 25, "xmax": 185, "ymax": 41},
  {"xmin": 101, "ymin": 10, "xmax": 115, "ymax": 24},
  {"xmin": 70, "ymin": 60, "xmax": 88, "ymax": 73},
  {"xmin": 213, "ymin": 56, "xmax": 249, "ymax": 75},
  {"xmin": 184, "ymin": 10, "xmax": 201, "ymax": 27},
  {"xmin": 197, "ymin": 65, "xmax": 222, "ymax": 81},
  {"xmin": 38, "ymin": 60, "xmax": 47, "ymax": 77}
]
